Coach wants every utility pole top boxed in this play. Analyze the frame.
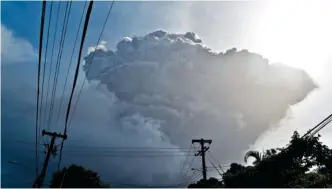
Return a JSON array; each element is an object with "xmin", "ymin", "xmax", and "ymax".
[
  {"xmin": 192, "ymin": 138, "xmax": 212, "ymax": 181},
  {"xmin": 33, "ymin": 130, "xmax": 67, "ymax": 188}
]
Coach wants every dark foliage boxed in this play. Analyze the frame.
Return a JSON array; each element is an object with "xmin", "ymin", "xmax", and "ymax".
[
  {"xmin": 222, "ymin": 131, "xmax": 332, "ymax": 188},
  {"xmin": 50, "ymin": 164, "xmax": 110, "ymax": 188},
  {"xmin": 188, "ymin": 177, "xmax": 223, "ymax": 188}
]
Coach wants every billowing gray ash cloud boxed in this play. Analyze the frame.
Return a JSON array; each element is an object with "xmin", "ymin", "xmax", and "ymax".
[{"xmin": 82, "ymin": 30, "xmax": 316, "ymax": 184}]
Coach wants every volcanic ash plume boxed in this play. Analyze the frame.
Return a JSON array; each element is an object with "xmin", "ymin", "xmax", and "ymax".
[{"xmin": 83, "ymin": 30, "xmax": 316, "ymax": 171}]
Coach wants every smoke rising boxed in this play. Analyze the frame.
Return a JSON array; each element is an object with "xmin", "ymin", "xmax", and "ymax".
[{"xmin": 79, "ymin": 30, "xmax": 316, "ymax": 185}]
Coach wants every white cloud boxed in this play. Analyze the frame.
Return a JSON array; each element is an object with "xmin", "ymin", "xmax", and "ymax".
[{"xmin": 1, "ymin": 24, "xmax": 37, "ymax": 64}]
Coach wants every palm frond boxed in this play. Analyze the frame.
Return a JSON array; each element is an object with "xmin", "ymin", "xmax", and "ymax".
[{"xmin": 244, "ymin": 150, "xmax": 262, "ymax": 164}]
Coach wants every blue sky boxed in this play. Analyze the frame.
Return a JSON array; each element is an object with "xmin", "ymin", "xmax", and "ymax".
[{"xmin": 2, "ymin": 1, "xmax": 332, "ymax": 187}]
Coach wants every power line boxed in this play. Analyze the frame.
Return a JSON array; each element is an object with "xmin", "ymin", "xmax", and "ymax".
[
  {"xmin": 187, "ymin": 172, "xmax": 203, "ymax": 185},
  {"xmin": 207, "ymin": 150, "xmax": 225, "ymax": 173},
  {"xmin": 53, "ymin": 0, "xmax": 75, "ymax": 130},
  {"xmin": 181, "ymin": 171, "xmax": 202, "ymax": 187},
  {"xmin": 267, "ymin": 113, "xmax": 332, "ymax": 157},
  {"xmin": 39, "ymin": 1, "xmax": 53, "ymax": 146},
  {"xmin": 309, "ymin": 114, "xmax": 332, "ymax": 137},
  {"xmin": 62, "ymin": 149, "xmax": 193, "ymax": 153},
  {"xmin": 61, "ymin": 150, "xmax": 195, "ymax": 154},
  {"xmin": 43, "ymin": 1, "xmax": 62, "ymax": 130},
  {"xmin": 179, "ymin": 171, "xmax": 201, "ymax": 187},
  {"xmin": 47, "ymin": 1, "xmax": 72, "ymax": 131},
  {"xmin": 13, "ymin": 140, "xmax": 195, "ymax": 158},
  {"xmin": 207, "ymin": 154, "xmax": 223, "ymax": 177},
  {"xmin": 58, "ymin": 147, "xmax": 194, "ymax": 153},
  {"xmin": 63, "ymin": 146, "xmax": 191, "ymax": 150},
  {"xmin": 57, "ymin": 0, "xmax": 94, "ymax": 171},
  {"xmin": 302, "ymin": 113, "xmax": 332, "ymax": 138},
  {"xmin": 36, "ymin": 0, "xmax": 47, "ymax": 177},
  {"xmin": 177, "ymin": 145, "xmax": 199, "ymax": 186},
  {"xmin": 58, "ymin": 147, "xmax": 196, "ymax": 157},
  {"xmin": 13, "ymin": 140, "xmax": 191, "ymax": 150},
  {"xmin": 67, "ymin": 1, "xmax": 115, "ymax": 130},
  {"xmin": 59, "ymin": 148, "xmax": 194, "ymax": 153},
  {"xmin": 54, "ymin": 1, "xmax": 88, "ymax": 135},
  {"xmin": 61, "ymin": 153, "xmax": 196, "ymax": 157},
  {"xmin": 176, "ymin": 144, "xmax": 193, "ymax": 184},
  {"xmin": 12, "ymin": 140, "xmax": 196, "ymax": 156}
]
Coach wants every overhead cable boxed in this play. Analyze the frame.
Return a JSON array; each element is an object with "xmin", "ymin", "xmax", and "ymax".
[
  {"xmin": 302, "ymin": 114, "xmax": 332, "ymax": 138},
  {"xmin": 54, "ymin": 1, "xmax": 88, "ymax": 134},
  {"xmin": 57, "ymin": 0, "xmax": 94, "ymax": 171},
  {"xmin": 309, "ymin": 114, "xmax": 332, "ymax": 137},
  {"xmin": 39, "ymin": 1, "xmax": 53, "ymax": 141},
  {"xmin": 35, "ymin": 0, "xmax": 47, "ymax": 177},
  {"xmin": 67, "ymin": 1, "xmax": 115, "ymax": 130},
  {"xmin": 43, "ymin": 1, "xmax": 62, "ymax": 130},
  {"xmin": 48, "ymin": 1, "xmax": 72, "ymax": 131}
]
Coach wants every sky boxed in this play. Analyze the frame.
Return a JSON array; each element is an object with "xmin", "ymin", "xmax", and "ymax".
[{"xmin": 1, "ymin": 0, "xmax": 332, "ymax": 187}]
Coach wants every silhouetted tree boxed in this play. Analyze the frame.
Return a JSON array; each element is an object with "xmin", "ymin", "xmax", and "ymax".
[
  {"xmin": 50, "ymin": 164, "xmax": 110, "ymax": 188},
  {"xmin": 222, "ymin": 131, "xmax": 332, "ymax": 188},
  {"xmin": 188, "ymin": 177, "xmax": 223, "ymax": 188}
]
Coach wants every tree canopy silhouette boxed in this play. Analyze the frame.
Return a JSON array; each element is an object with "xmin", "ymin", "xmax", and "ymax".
[
  {"xmin": 50, "ymin": 164, "xmax": 110, "ymax": 188},
  {"xmin": 188, "ymin": 177, "xmax": 223, "ymax": 188},
  {"xmin": 222, "ymin": 131, "xmax": 332, "ymax": 188}
]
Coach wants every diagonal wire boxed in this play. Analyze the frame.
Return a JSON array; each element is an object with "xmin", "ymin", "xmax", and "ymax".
[
  {"xmin": 181, "ymin": 171, "xmax": 202, "ymax": 187},
  {"xmin": 188, "ymin": 172, "xmax": 203, "ymax": 185},
  {"xmin": 43, "ymin": 1, "xmax": 61, "ymax": 130},
  {"xmin": 39, "ymin": 1, "xmax": 53, "ymax": 147},
  {"xmin": 54, "ymin": 1, "xmax": 87, "ymax": 134},
  {"xmin": 56, "ymin": 1, "xmax": 115, "ymax": 171},
  {"xmin": 177, "ymin": 145, "xmax": 198, "ymax": 186},
  {"xmin": 207, "ymin": 153, "xmax": 223, "ymax": 177},
  {"xmin": 57, "ymin": 0, "xmax": 95, "ymax": 171},
  {"xmin": 302, "ymin": 114, "xmax": 332, "ymax": 138},
  {"xmin": 176, "ymin": 144, "xmax": 193, "ymax": 183},
  {"xmin": 181, "ymin": 171, "xmax": 199, "ymax": 186},
  {"xmin": 53, "ymin": 0, "xmax": 74, "ymax": 131},
  {"xmin": 309, "ymin": 114, "xmax": 332, "ymax": 137},
  {"xmin": 67, "ymin": 1, "xmax": 115, "ymax": 130},
  {"xmin": 208, "ymin": 150, "xmax": 225, "ymax": 174},
  {"xmin": 182, "ymin": 171, "xmax": 200, "ymax": 185},
  {"xmin": 47, "ymin": 1, "xmax": 72, "ymax": 131},
  {"xmin": 35, "ymin": 0, "xmax": 46, "ymax": 177}
]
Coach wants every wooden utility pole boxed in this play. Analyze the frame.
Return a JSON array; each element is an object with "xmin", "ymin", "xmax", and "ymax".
[
  {"xmin": 192, "ymin": 138, "xmax": 212, "ymax": 181},
  {"xmin": 32, "ymin": 130, "xmax": 67, "ymax": 188}
]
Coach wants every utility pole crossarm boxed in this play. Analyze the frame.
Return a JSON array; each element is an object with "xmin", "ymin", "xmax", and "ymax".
[
  {"xmin": 42, "ymin": 130, "xmax": 67, "ymax": 139},
  {"xmin": 192, "ymin": 139, "xmax": 212, "ymax": 144}
]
